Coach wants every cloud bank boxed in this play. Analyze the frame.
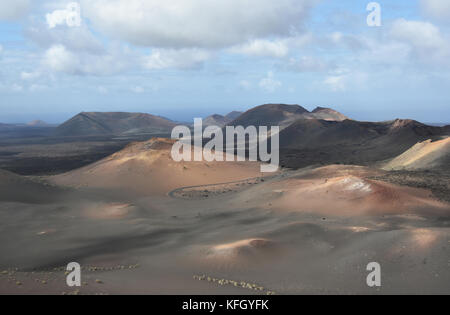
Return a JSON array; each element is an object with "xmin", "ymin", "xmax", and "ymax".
[
  {"xmin": 0, "ymin": 0, "xmax": 30, "ymax": 21},
  {"xmin": 80, "ymin": 0, "xmax": 316, "ymax": 49}
]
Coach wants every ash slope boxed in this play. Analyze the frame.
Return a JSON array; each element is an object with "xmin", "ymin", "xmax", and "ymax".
[
  {"xmin": 0, "ymin": 163, "xmax": 448, "ymax": 295},
  {"xmin": 383, "ymin": 137, "xmax": 450, "ymax": 171},
  {"xmin": 0, "ymin": 169, "xmax": 65, "ymax": 204},
  {"xmin": 51, "ymin": 138, "xmax": 265, "ymax": 196}
]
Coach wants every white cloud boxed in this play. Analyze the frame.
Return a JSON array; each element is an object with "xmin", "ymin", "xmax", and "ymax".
[
  {"xmin": 26, "ymin": 24, "xmax": 105, "ymax": 55},
  {"xmin": 11, "ymin": 84, "xmax": 24, "ymax": 92},
  {"xmin": 0, "ymin": 0, "xmax": 29, "ymax": 21},
  {"xmin": 329, "ymin": 32, "xmax": 343, "ymax": 44},
  {"xmin": 389, "ymin": 19, "xmax": 450, "ymax": 65},
  {"xmin": 324, "ymin": 75, "xmax": 346, "ymax": 92},
  {"xmin": 30, "ymin": 84, "xmax": 48, "ymax": 92},
  {"xmin": 287, "ymin": 33, "xmax": 314, "ymax": 49},
  {"xmin": 259, "ymin": 71, "xmax": 282, "ymax": 93},
  {"xmin": 326, "ymin": 32, "xmax": 366, "ymax": 51},
  {"xmin": 81, "ymin": 0, "xmax": 316, "ymax": 49},
  {"xmin": 421, "ymin": 0, "xmax": 450, "ymax": 20},
  {"xmin": 131, "ymin": 86, "xmax": 145, "ymax": 93},
  {"xmin": 239, "ymin": 80, "xmax": 252, "ymax": 90},
  {"xmin": 287, "ymin": 56, "xmax": 331, "ymax": 72},
  {"xmin": 143, "ymin": 49, "xmax": 210, "ymax": 70},
  {"xmin": 44, "ymin": 45, "xmax": 79, "ymax": 74},
  {"xmin": 21, "ymin": 71, "xmax": 41, "ymax": 81},
  {"xmin": 43, "ymin": 44, "xmax": 132, "ymax": 76},
  {"xmin": 230, "ymin": 40, "xmax": 289, "ymax": 58},
  {"xmin": 97, "ymin": 86, "xmax": 108, "ymax": 94},
  {"xmin": 350, "ymin": 19, "xmax": 450, "ymax": 71},
  {"xmin": 360, "ymin": 40, "xmax": 410, "ymax": 66},
  {"xmin": 390, "ymin": 19, "xmax": 446, "ymax": 50},
  {"xmin": 323, "ymin": 70, "xmax": 368, "ymax": 92}
]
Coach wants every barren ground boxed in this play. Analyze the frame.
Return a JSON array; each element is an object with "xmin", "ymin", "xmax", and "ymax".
[{"xmin": 0, "ymin": 164, "xmax": 448, "ymax": 295}]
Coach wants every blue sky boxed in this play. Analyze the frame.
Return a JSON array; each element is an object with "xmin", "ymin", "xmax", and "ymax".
[{"xmin": 0, "ymin": 0, "xmax": 449, "ymax": 124}]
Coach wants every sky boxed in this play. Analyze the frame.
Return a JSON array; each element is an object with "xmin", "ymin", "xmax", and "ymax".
[{"xmin": 0, "ymin": 0, "xmax": 449, "ymax": 124}]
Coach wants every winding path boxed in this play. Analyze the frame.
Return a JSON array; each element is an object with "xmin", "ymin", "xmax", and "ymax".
[{"xmin": 167, "ymin": 175, "xmax": 280, "ymax": 199}]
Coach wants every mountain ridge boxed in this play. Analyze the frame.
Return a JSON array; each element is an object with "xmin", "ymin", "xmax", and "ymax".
[
  {"xmin": 278, "ymin": 117, "xmax": 449, "ymax": 169},
  {"xmin": 227, "ymin": 104, "xmax": 348, "ymax": 129},
  {"xmin": 203, "ymin": 111, "xmax": 244, "ymax": 127},
  {"xmin": 55, "ymin": 112, "xmax": 177, "ymax": 137}
]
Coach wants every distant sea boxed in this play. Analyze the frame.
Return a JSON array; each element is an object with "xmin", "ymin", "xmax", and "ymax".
[{"xmin": 426, "ymin": 123, "xmax": 449, "ymax": 127}]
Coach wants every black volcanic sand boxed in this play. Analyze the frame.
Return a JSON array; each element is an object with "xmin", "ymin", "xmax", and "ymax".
[
  {"xmin": 370, "ymin": 170, "xmax": 450, "ymax": 203},
  {"xmin": 0, "ymin": 167, "xmax": 449, "ymax": 295},
  {"xmin": 0, "ymin": 133, "xmax": 170, "ymax": 175}
]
